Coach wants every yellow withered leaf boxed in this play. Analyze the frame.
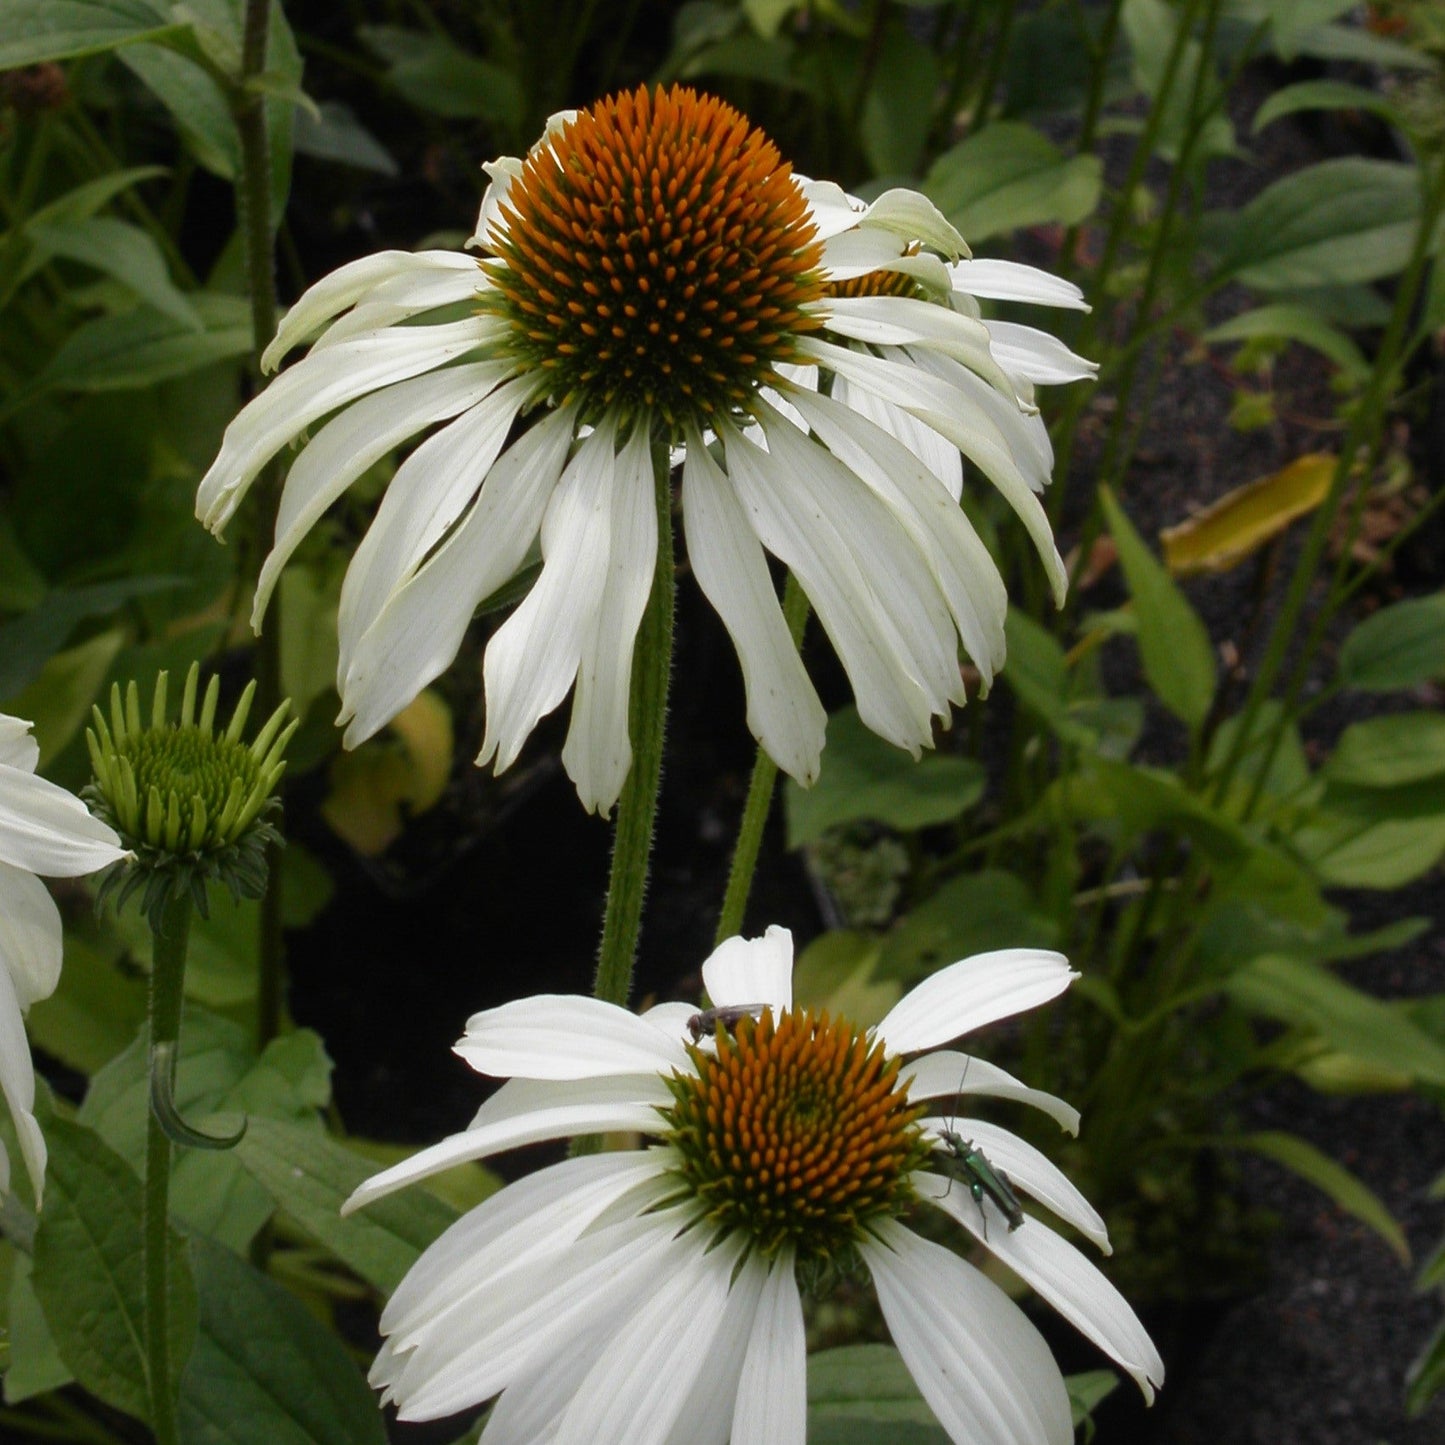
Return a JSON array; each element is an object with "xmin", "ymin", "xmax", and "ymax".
[{"xmin": 1160, "ymin": 453, "xmax": 1336, "ymax": 577}]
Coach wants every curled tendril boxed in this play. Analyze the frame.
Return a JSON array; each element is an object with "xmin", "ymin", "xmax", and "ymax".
[{"xmin": 149, "ymin": 1041, "xmax": 247, "ymax": 1151}]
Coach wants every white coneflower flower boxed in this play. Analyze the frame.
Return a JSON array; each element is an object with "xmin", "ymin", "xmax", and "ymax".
[
  {"xmin": 0, "ymin": 714, "xmax": 127, "ymax": 1202},
  {"xmin": 343, "ymin": 928, "xmax": 1162, "ymax": 1440},
  {"xmin": 197, "ymin": 85, "xmax": 1092, "ymax": 815}
]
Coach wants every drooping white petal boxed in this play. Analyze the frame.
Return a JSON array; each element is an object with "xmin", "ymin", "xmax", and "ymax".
[
  {"xmin": 721, "ymin": 416, "xmax": 942, "ymax": 751},
  {"xmin": 0, "ymin": 765, "xmax": 126, "ymax": 878},
  {"xmin": 863, "ymin": 1219, "xmax": 1072, "ymax": 1445},
  {"xmin": 478, "ymin": 421, "xmax": 619, "ymax": 776},
  {"xmin": 950, "ymin": 258, "xmax": 1090, "ymax": 311},
  {"xmin": 660, "ymin": 1250, "xmax": 769, "ymax": 1445},
  {"xmin": 798, "ymin": 176, "xmax": 866, "ymax": 240},
  {"xmin": 921, "ymin": 1116, "xmax": 1109, "ymax": 1251},
  {"xmin": 874, "ymin": 949, "xmax": 1076, "ymax": 1055},
  {"xmin": 790, "ymin": 388, "xmax": 1007, "ymax": 685},
  {"xmin": 830, "ymin": 373, "xmax": 964, "ymax": 502},
  {"xmin": 0, "ymin": 961, "xmax": 43, "ymax": 1205},
  {"xmin": 900, "ymin": 1048, "xmax": 1081, "ymax": 1136},
  {"xmin": 0, "ymin": 717, "xmax": 39, "ymax": 772},
  {"xmin": 308, "ymin": 263, "xmax": 487, "ymax": 353},
  {"xmin": 253, "ymin": 361, "xmax": 511, "ymax": 626},
  {"xmin": 337, "ymin": 404, "xmax": 575, "ymax": 746},
  {"xmin": 817, "ymin": 227, "xmax": 917, "ymax": 279},
  {"xmin": 822, "ymin": 296, "xmax": 1020, "ymax": 402},
  {"xmin": 561, "ymin": 422, "xmax": 657, "ymax": 815},
  {"xmin": 342, "ymin": 1072, "xmax": 671, "ymax": 1211},
  {"xmin": 701, "ymin": 927, "xmax": 795, "ymax": 1014},
  {"xmin": 471, "ymin": 156, "xmax": 524, "ymax": 248},
  {"xmin": 682, "ymin": 429, "xmax": 826, "ymax": 784},
  {"xmin": 554, "ymin": 1233, "xmax": 740, "ymax": 1445},
  {"xmin": 643, "ymin": 999, "xmax": 700, "ymax": 1038},
  {"xmin": 800, "ymin": 336, "xmax": 1067, "ymax": 604},
  {"xmin": 480, "ymin": 1309, "xmax": 618, "ymax": 1445},
  {"xmin": 930, "ymin": 1180, "xmax": 1164, "ymax": 1401},
  {"xmin": 455, "ymin": 993, "xmax": 693, "ymax": 1079},
  {"xmin": 857, "ymin": 189, "xmax": 969, "ymax": 260},
  {"xmin": 338, "ymin": 373, "xmax": 540, "ymax": 669},
  {"xmin": 383, "ymin": 1151, "xmax": 673, "ymax": 1339},
  {"xmin": 732, "ymin": 1250, "xmax": 806, "ymax": 1445},
  {"xmin": 984, "ymin": 320, "xmax": 1098, "ymax": 386},
  {"xmin": 391, "ymin": 1214, "xmax": 682, "ymax": 1420},
  {"xmin": 0, "ymin": 863, "xmax": 63, "ymax": 1010},
  {"xmin": 261, "ymin": 249, "xmax": 482, "ymax": 371},
  {"xmin": 197, "ymin": 316, "xmax": 499, "ymax": 536}
]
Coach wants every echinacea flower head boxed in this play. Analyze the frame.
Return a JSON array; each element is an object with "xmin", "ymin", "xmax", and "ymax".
[
  {"xmin": 0, "ymin": 714, "xmax": 127, "ymax": 1202},
  {"xmin": 344, "ymin": 929, "xmax": 1163, "ymax": 1441},
  {"xmin": 198, "ymin": 85, "xmax": 1093, "ymax": 815},
  {"xmin": 84, "ymin": 664, "xmax": 296, "ymax": 926}
]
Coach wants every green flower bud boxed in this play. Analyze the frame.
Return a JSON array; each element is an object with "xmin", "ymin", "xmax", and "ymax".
[{"xmin": 84, "ymin": 664, "xmax": 297, "ymax": 925}]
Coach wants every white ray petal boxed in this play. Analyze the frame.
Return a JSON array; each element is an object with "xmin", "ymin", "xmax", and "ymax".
[
  {"xmin": 701, "ymin": 927, "xmax": 794, "ymax": 1013},
  {"xmin": 875, "ymin": 949, "xmax": 1076, "ymax": 1054},
  {"xmin": 929, "ymin": 1179, "xmax": 1164, "ymax": 1401},
  {"xmin": 262, "ymin": 249, "xmax": 481, "ymax": 370},
  {"xmin": 253, "ymin": 361, "xmax": 510, "ymax": 626},
  {"xmin": 818, "ymin": 228, "xmax": 916, "ymax": 278},
  {"xmin": 338, "ymin": 405, "xmax": 575, "ymax": 745},
  {"xmin": 863, "ymin": 1220, "xmax": 1072, "ymax": 1445},
  {"xmin": 790, "ymin": 388, "xmax": 1007, "ymax": 684},
  {"xmin": 831, "ymin": 373, "xmax": 964, "ymax": 502},
  {"xmin": 342, "ymin": 1073, "xmax": 670, "ymax": 1211},
  {"xmin": 857, "ymin": 189, "xmax": 970, "ymax": 260},
  {"xmin": 455, "ymin": 993, "xmax": 693, "ymax": 1079},
  {"xmin": 900, "ymin": 1049, "xmax": 1081, "ymax": 1136},
  {"xmin": 720, "ymin": 420, "xmax": 936, "ymax": 751},
  {"xmin": 0, "ymin": 863, "xmax": 62, "ymax": 1010},
  {"xmin": 561, "ymin": 422, "xmax": 657, "ymax": 816},
  {"xmin": 798, "ymin": 177, "xmax": 867, "ymax": 240},
  {"xmin": 682, "ymin": 429, "xmax": 826, "ymax": 785},
  {"xmin": 0, "ymin": 962, "xmax": 43, "ymax": 1205},
  {"xmin": 949, "ymin": 258, "xmax": 1089, "ymax": 310},
  {"xmin": 308, "ymin": 263, "xmax": 487, "ymax": 353},
  {"xmin": 800, "ymin": 337, "xmax": 1067, "ymax": 604},
  {"xmin": 0, "ymin": 765, "xmax": 126, "ymax": 878},
  {"xmin": 984, "ymin": 320, "xmax": 1098, "ymax": 386},
  {"xmin": 198, "ymin": 317, "xmax": 497, "ymax": 535},
  {"xmin": 337, "ymin": 373, "xmax": 539, "ymax": 669},
  {"xmin": 555, "ymin": 1234, "xmax": 738, "ymax": 1445},
  {"xmin": 732, "ymin": 1251, "xmax": 805, "ymax": 1445},
  {"xmin": 478, "ymin": 421, "xmax": 619, "ymax": 775},
  {"xmin": 0, "ymin": 717, "xmax": 39, "ymax": 772}
]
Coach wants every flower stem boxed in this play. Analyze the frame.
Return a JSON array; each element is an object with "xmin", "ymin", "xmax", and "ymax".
[
  {"xmin": 714, "ymin": 573, "xmax": 810, "ymax": 946},
  {"xmin": 233, "ymin": 0, "xmax": 286, "ymax": 1048},
  {"xmin": 143, "ymin": 893, "xmax": 192, "ymax": 1445},
  {"xmin": 592, "ymin": 441, "xmax": 676, "ymax": 1009}
]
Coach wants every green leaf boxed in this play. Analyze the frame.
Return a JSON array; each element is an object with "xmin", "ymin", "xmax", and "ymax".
[
  {"xmin": 1338, "ymin": 592, "xmax": 1445, "ymax": 692},
  {"xmin": 923, "ymin": 124, "xmax": 1102, "ymax": 243},
  {"xmin": 859, "ymin": 26, "xmax": 941, "ymax": 178},
  {"xmin": 1236, "ymin": 1130, "xmax": 1409, "ymax": 1264},
  {"xmin": 235, "ymin": 1117, "xmax": 460, "ymax": 1295},
  {"xmin": 1283, "ymin": 20, "xmax": 1436, "ymax": 70},
  {"xmin": 27, "ymin": 931, "xmax": 148, "ymax": 1075},
  {"xmin": 292, "ymin": 102, "xmax": 397, "ymax": 175},
  {"xmin": 31, "ymin": 1118, "xmax": 197, "ymax": 1425},
  {"xmin": 178, "ymin": 1234, "xmax": 388, "ymax": 1445},
  {"xmin": 0, "ymin": 574, "xmax": 186, "ymax": 698},
  {"xmin": 37, "ymin": 295, "xmax": 252, "ymax": 392},
  {"xmin": 792, "ymin": 930, "xmax": 900, "ymax": 1028},
  {"xmin": 1067, "ymin": 1370, "xmax": 1120, "ymax": 1428},
  {"xmin": 1204, "ymin": 304, "xmax": 1369, "ymax": 383},
  {"xmin": 122, "ymin": 43, "xmax": 241, "ymax": 179},
  {"xmin": 1122, "ymin": 0, "xmax": 1235, "ymax": 164},
  {"xmin": 1295, "ymin": 813, "xmax": 1445, "ymax": 888},
  {"xmin": 1325, "ymin": 712, "xmax": 1445, "ymax": 788},
  {"xmin": 785, "ymin": 706, "xmax": 985, "ymax": 848},
  {"xmin": 1253, "ymin": 78, "xmax": 1405, "ymax": 136},
  {"xmin": 1211, "ymin": 159, "xmax": 1433, "ymax": 291},
  {"xmin": 808, "ymin": 1343, "xmax": 945, "ymax": 1438},
  {"xmin": 1225, "ymin": 954, "xmax": 1445, "ymax": 1088},
  {"xmin": 2, "ymin": 629, "xmax": 125, "ymax": 764},
  {"xmin": 357, "ymin": 25, "xmax": 523, "ymax": 128},
  {"xmin": 0, "ymin": 0, "xmax": 182, "ymax": 67},
  {"xmin": 1406, "ymin": 1313, "xmax": 1445, "ymax": 1417},
  {"xmin": 878, "ymin": 870, "xmax": 1058, "ymax": 981},
  {"xmin": 26, "ymin": 217, "xmax": 199, "ymax": 328},
  {"xmin": 80, "ymin": 1012, "xmax": 333, "ymax": 1252},
  {"xmin": 1099, "ymin": 487, "xmax": 1216, "ymax": 729},
  {"xmin": 4, "ymin": 1254, "xmax": 73, "ymax": 1403}
]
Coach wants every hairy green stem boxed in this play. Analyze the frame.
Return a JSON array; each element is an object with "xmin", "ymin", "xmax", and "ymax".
[
  {"xmin": 234, "ymin": 0, "xmax": 287, "ymax": 1046},
  {"xmin": 714, "ymin": 575, "xmax": 811, "ymax": 946},
  {"xmin": 593, "ymin": 442, "xmax": 676, "ymax": 1009},
  {"xmin": 143, "ymin": 894, "xmax": 192, "ymax": 1445}
]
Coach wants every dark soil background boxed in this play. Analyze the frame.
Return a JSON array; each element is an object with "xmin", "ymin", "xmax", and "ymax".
[{"xmin": 277, "ymin": 52, "xmax": 1445, "ymax": 1445}]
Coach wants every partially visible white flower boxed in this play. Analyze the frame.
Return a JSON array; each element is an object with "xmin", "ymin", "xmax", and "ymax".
[
  {"xmin": 197, "ymin": 85, "xmax": 1093, "ymax": 816},
  {"xmin": 0, "ymin": 714, "xmax": 127, "ymax": 1203},
  {"xmin": 344, "ymin": 928, "xmax": 1163, "ymax": 1441}
]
